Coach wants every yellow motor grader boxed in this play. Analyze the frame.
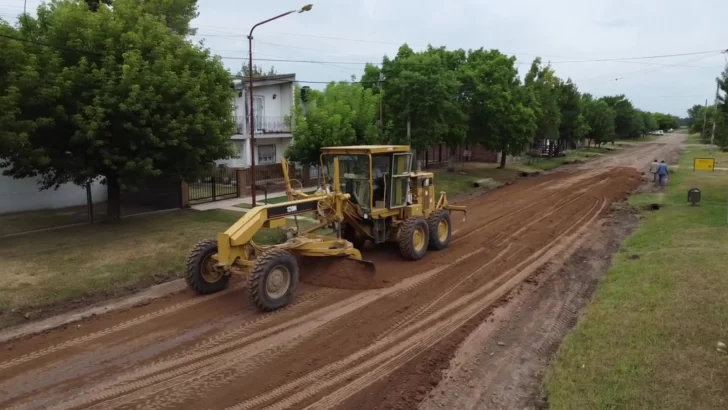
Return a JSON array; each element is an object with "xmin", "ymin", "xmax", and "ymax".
[{"xmin": 185, "ymin": 145, "xmax": 466, "ymax": 312}]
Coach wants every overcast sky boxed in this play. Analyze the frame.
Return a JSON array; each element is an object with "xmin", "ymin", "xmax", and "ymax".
[{"xmin": 2, "ymin": 0, "xmax": 727, "ymax": 116}]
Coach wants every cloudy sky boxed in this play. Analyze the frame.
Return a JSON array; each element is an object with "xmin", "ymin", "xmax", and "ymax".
[{"xmin": 2, "ymin": 0, "xmax": 726, "ymax": 116}]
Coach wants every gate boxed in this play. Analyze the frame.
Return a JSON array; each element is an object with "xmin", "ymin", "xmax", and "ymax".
[{"xmin": 188, "ymin": 167, "xmax": 238, "ymax": 203}]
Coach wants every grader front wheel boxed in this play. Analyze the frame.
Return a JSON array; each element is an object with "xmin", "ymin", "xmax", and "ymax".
[
  {"xmin": 427, "ymin": 210, "xmax": 452, "ymax": 250},
  {"xmin": 397, "ymin": 217, "xmax": 430, "ymax": 261},
  {"xmin": 185, "ymin": 239, "xmax": 230, "ymax": 294},
  {"xmin": 248, "ymin": 248, "xmax": 299, "ymax": 311}
]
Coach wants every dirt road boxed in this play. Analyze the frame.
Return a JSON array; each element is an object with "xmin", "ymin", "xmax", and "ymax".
[{"xmin": 0, "ymin": 135, "xmax": 682, "ymax": 410}]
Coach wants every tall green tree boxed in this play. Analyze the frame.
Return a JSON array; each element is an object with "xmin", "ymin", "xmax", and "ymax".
[
  {"xmin": 687, "ymin": 104, "xmax": 705, "ymax": 128},
  {"xmin": 525, "ymin": 58, "xmax": 561, "ymax": 151},
  {"xmin": 557, "ymin": 79, "xmax": 586, "ymax": 149},
  {"xmin": 426, "ymin": 46, "xmax": 469, "ymax": 171},
  {"xmin": 642, "ymin": 111, "xmax": 658, "ymax": 132},
  {"xmin": 0, "ymin": 0, "xmax": 234, "ymax": 219},
  {"xmin": 583, "ymin": 95, "xmax": 616, "ymax": 146},
  {"xmin": 599, "ymin": 95, "xmax": 634, "ymax": 140},
  {"xmin": 462, "ymin": 49, "xmax": 537, "ymax": 168},
  {"xmin": 713, "ymin": 67, "xmax": 728, "ymax": 147},
  {"xmin": 631, "ymin": 109, "xmax": 647, "ymax": 138},
  {"xmin": 380, "ymin": 44, "xmax": 462, "ymax": 154},
  {"xmin": 285, "ymin": 82, "xmax": 381, "ymax": 165},
  {"xmin": 653, "ymin": 112, "xmax": 678, "ymax": 131}
]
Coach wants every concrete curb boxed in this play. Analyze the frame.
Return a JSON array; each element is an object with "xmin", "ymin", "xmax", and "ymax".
[{"xmin": 0, "ymin": 279, "xmax": 187, "ymax": 344}]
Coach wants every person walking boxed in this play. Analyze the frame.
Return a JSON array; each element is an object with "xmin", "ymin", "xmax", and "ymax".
[
  {"xmin": 650, "ymin": 159, "xmax": 659, "ymax": 184},
  {"xmin": 656, "ymin": 160, "xmax": 669, "ymax": 188}
]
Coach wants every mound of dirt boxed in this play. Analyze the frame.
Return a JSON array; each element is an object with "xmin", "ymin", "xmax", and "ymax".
[{"xmin": 299, "ymin": 258, "xmax": 393, "ymax": 290}]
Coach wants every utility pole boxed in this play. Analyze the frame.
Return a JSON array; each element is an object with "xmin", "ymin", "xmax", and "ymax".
[
  {"xmin": 246, "ymin": 4, "xmax": 313, "ymax": 206},
  {"xmin": 378, "ymin": 73, "xmax": 384, "ymax": 135},
  {"xmin": 701, "ymin": 98, "xmax": 708, "ymax": 143}
]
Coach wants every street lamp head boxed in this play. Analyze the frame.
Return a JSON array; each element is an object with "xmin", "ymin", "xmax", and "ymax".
[{"xmin": 299, "ymin": 4, "xmax": 313, "ymax": 13}]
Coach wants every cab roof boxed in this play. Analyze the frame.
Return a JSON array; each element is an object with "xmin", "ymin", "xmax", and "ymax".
[{"xmin": 320, "ymin": 145, "xmax": 411, "ymax": 154}]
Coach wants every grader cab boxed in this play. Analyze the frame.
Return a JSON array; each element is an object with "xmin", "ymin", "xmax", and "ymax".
[{"xmin": 185, "ymin": 145, "xmax": 466, "ymax": 312}]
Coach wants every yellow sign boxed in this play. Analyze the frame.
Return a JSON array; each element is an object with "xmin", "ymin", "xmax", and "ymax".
[{"xmin": 694, "ymin": 158, "xmax": 715, "ymax": 171}]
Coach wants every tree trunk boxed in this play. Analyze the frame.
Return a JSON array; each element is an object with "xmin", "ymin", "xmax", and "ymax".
[
  {"xmin": 447, "ymin": 145, "xmax": 456, "ymax": 172},
  {"xmin": 106, "ymin": 174, "xmax": 121, "ymax": 221},
  {"xmin": 499, "ymin": 150, "xmax": 507, "ymax": 169}
]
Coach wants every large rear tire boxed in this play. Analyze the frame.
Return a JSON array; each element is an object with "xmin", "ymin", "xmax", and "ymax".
[
  {"xmin": 248, "ymin": 248, "xmax": 299, "ymax": 311},
  {"xmin": 427, "ymin": 210, "xmax": 452, "ymax": 250},
  {"xmin": 185, "ymin": 239, "xmax": 230, "ymax": 295},
  {"xmin": 397, "ymin": 217, "xmax": 429, "ymax": 261}
]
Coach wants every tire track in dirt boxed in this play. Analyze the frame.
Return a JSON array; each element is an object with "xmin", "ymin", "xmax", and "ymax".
[
  {"xmin": 378, "ymin": 192, "xmax": 602, "ymax": 342},
  {"xmin": 1, "ymin": 164, "xmax": 642, "ymax": 410},
  {"xmin": 56, "ymin": 244, "xmax": 503, "ymax": 410},
  {"xmin": 0, "ymin": 282, "xmax": 248, "ymax": 372},
  {"xmin": 247, "ymin": 200, "xmax": 606, "ymax": 410},
  {"xmin": 46, "ymin": 178, "xmax": 600, "ymax": 410},
  {"xmin": 92, "ymin": 171, "xmax": 624, "ymax": 406},
  {"xmin": 139, "ymin": 193, "xmax": 594, "ymax": 408},
  {"xmin": 4, "ymin": 288, "xmax": 339, "ymax": 410}
]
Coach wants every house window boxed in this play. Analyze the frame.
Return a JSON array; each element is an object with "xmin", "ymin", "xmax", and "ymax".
[{"xmin": 258, "ymin": 144, "xmax": 276, "ymax": 164}]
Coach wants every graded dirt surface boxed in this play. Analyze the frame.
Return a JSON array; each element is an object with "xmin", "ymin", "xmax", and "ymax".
[{"xmin": 0, "ymin": 135, "xmax": 683, "ymax": 410}]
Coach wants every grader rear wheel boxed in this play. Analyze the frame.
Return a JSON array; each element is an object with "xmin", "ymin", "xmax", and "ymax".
[
  {"xmin": 397, "ymin": 216, "xmax": 430, "ymax": 261},
  {"xmin": 248, "ymin": 248, "xmax": 299, "ymax": 311},
  {"xmin": 185, "ymin": 239, "xmax": 230, "ymax": 294},
  {"xmin": 426, "ymin": 210, "xmax": 452, "ymax": 250}
]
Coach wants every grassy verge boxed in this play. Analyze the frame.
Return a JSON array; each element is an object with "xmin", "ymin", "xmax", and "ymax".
[
  {"xmin": 527, "ymin": 146, "xmax": 618, "ymax": 171},
  {"xmin": 432, "ymin": 163, "xmax": 537, "ymax": 197},
  {"xmin": 545, "ymin": 143, "xmax": 728, "ymax": 409},
  {"xmin": 0, "ymin": 209, "xmax": 312, "ymax": 316},
  {"xmin": 0, "ymin": 206, "xmax": 89, "ymax": 237}
]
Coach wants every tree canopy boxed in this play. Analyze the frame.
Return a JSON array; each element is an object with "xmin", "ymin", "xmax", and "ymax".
[
  {"xmin": 462, "ymin": 49, "xmax": 537, "ymax": 168},
  {"xmin": 0, "ymin": 0, "xmax": 233, "ymax": 218},
  {"xmin": 285, "ymin": 82, "xmax": 382, "ymax": 165},
  {"xmin": 238, "ymin": 64, "xmax": 279, "ymax": 78},
  {"xmin": 284, "ymin": 43, "xmax": 678, "ymax": 168}
]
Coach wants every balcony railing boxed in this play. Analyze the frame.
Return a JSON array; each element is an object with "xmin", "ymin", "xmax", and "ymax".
[{"xmin": 233, "ymin": 116, "xmax": 291, "ymax": 135}]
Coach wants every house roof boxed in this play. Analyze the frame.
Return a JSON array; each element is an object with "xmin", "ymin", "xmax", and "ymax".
[{"xmin": 232, "ymin": 73, "xmax": 296, "ymax": 87}]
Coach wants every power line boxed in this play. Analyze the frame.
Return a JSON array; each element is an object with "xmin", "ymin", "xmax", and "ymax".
[
  {"xmin": 577, "ymin": 53, "xmax": 723, "ymax": 84},
  {"xmin": 217, "ymin": 52, "xmax": 726, "ymax": 69},
  {"xmin": 195, "ymin": 30, "xmax": 399, "ymax": 45},
  {"xmin": 548, "ymin": 49, "xmax": 727, "ymax": 64}
]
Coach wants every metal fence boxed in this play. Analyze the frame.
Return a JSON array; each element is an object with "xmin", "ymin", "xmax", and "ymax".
[
  {"xmin": 414, "ymin": 143, "xmax": 499, "ymax": 169},
  {"xmin": 188, "ymin": 166, "xmax": 239, "ymax": 203}
]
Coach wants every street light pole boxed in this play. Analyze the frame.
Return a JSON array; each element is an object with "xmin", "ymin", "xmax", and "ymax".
[{"xmin": 247, "ymin": 4, "xmax": 313, "ymax": 207}]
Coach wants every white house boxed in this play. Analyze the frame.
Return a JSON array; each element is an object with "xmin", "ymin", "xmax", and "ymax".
[{"xmin": 220, "ymin": 73, "xmax": 296, "ymax": 168}]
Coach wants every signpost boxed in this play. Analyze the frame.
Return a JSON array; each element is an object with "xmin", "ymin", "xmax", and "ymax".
[{"xmin": 693, "ymin": 158, "xmax": 715, "ymax": 172}]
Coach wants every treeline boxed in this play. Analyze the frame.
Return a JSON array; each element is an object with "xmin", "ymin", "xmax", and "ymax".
[
  {"xmin": 686, "ymin": 69, "xmax": 728, "ymax": 147},
  {"xmin": 287, "ymin": 44, "xmax": 679, "ymax": 168}
]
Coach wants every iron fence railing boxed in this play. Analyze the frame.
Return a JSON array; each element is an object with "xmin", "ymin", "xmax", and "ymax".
[
  {"xmin": 233, "ymin": 116, "xmax": 291, "ymax": 135},
  {"xmin": 188, "ymin": 167, "xmax": 238, "ymax": 202}
]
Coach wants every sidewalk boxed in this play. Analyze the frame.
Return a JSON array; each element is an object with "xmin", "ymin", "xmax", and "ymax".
[{"xmin": 190, "ymin": 186, "xmax": 319, "ymax": 222}]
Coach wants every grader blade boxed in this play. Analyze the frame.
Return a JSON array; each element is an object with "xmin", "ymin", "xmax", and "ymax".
[{"xmin": 348, "ymin": 257, "xmax": 377, "ymax": 277}]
